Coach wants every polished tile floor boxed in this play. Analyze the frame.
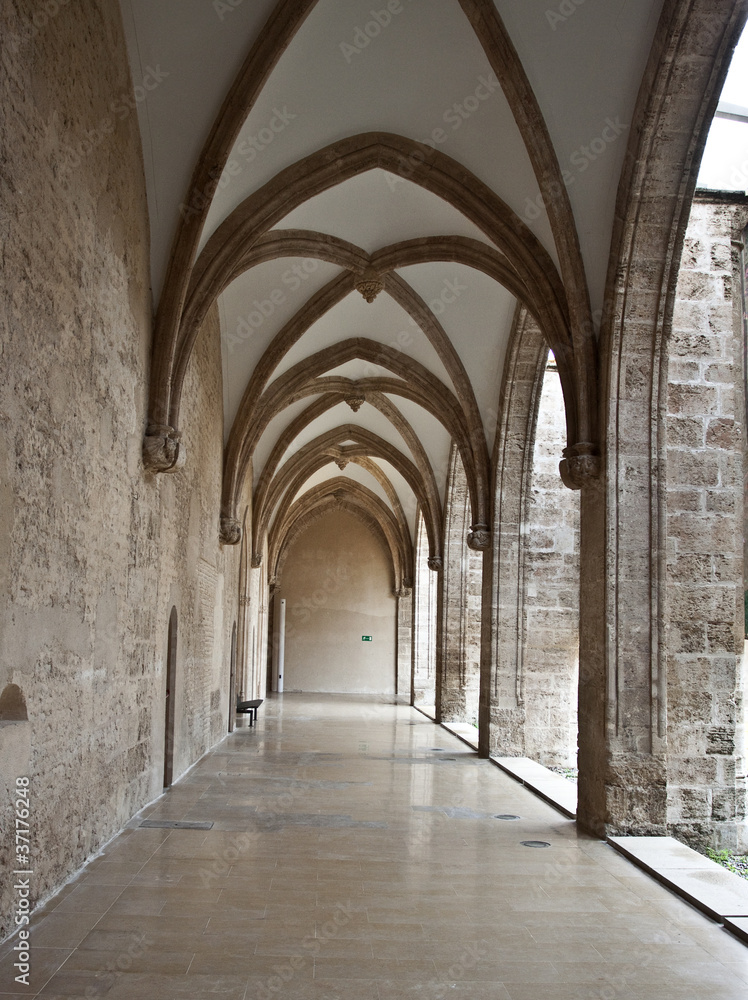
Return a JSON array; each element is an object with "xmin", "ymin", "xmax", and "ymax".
[{"xmin": 2, "ymin": 694, "xmax": 747, "ymax": 999}]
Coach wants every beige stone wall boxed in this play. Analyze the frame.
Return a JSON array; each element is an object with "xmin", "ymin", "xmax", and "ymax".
[
  {"xmin": 0, "ymin": 0, "xmax": 239, "ymax": 939},
  {"xmin": 278, "ymin": 510, "xmax": 396, "ymax": 693},
  {"xmin": 666, "ymin": 195, "xmax": 748, "ymax": 849},
  {"xmin": 157, "ymin": 306, "xmax": 239, "ymax": 774}
]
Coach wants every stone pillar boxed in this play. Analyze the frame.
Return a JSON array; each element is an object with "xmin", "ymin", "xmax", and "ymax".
[
  {"xmin": 574, "ymin": 0, "xmax": 748, "ymax": 842},
  {"xmin": 576, "ymin": 342, "xmax": 669, "ymax": 839},
  {"xmin": 441, "ymin": 446, "xmax": 481, "ymax": 725},
  {"xmin": 433, "ymin": 557, "xmax": 445, "ymax": 723}
]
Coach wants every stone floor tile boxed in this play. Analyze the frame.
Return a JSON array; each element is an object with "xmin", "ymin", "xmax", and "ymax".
[
  {"xmin": 105, "ymin": 973, "xmax": 249, "ymax": 999},
  {"xmin": 314, "ymin": 958, "xmax": 437, "ymax": 980},
  {"xmin": 51, "ymin": 885, "xmax": 125, "ymax": 916},
  {"xmin": 377, "ymin": 985, "xmax": 512, "ymax": 1000},
  {"xmin": 19, "ymin": 912, "xmax": 102, "ymax": 952}
]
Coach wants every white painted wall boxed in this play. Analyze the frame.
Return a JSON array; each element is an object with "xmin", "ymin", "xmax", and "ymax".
[{"xmin": 279, "ymin": 510, "xmax": 396, "ymax": 693}]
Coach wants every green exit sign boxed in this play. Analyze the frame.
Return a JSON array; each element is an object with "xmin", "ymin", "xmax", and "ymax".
[{"xmin": 362, "ymin": 635, "xmax": 373, "ymax": 642}]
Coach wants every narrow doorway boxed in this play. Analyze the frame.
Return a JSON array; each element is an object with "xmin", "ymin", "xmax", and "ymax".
[
  {"xmin": 228, "ymin": 621, "xmax": 237, "ymax": 733},
  {"xmin": 163, "ymin": 606, "xmax": 178, "ymax": 788}
]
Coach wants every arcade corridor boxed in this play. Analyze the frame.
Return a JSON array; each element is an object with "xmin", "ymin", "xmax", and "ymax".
[{"xmin": 1, "ymin": 697, "xmax": 746, "ymax": 999}]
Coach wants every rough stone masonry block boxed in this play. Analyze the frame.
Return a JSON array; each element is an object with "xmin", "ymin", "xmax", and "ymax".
[
  {"xmin": 669, "ymin": 383, "xmax": 719, "ymax": 415},
  {"xmin": 668, "ymin": 417, "xmax": 705, "ymax": 448},
  {"xmin": 711, "ymin": 788, "xmax": 736, "ymax": 822},
  {"xmin": 670, "ymin": 331, "xmax": 719, "ymax": 359},
  {"xmin": 678, "ymin": 271, "xmax": 715, "ymax": 300},
  {"xmin": 671, "ymin": 786, "xmax": 712, "ymax": 822},
  {"xmin": 667, "ymin": 621, "xmax": 707, "ymax": 654},
  {"xmin": 668, "ymin": 450, "xmax": 721, "ymax": 487}
]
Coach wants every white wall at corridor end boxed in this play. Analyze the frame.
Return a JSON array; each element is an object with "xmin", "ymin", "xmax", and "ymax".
[{"xmin": 278, "ymin": 510, "xmax": 396, "ymax": 693}]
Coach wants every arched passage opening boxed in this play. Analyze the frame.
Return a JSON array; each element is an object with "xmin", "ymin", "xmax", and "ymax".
[
  {"xmin": 412, "ymin": 510, "xmax": 438, "ymax": 715},
  {"xmin": 273, "ymin": 508, "xmax": 396, "ymax": 694},
  {"xmin": 0, "ymin": 684, "xmax": 28, "ymax": 723},
  {"xmin": 441, "ymin": 445, "xmax": 481, "ymax": 732},
  {"xmin": 522, "ymin": 352, "xmax": 580, "ymax": 768}
]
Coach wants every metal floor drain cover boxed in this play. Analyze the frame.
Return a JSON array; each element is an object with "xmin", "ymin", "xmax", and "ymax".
[
  {"xmin": 428, "ymin": 747, "xmax": 446, "ymax": 751},
  {"xmin": 521, "ymin": 840, "xmax": 551, "ymax": 848},
  {"xmin": 495, "ymin": 814, "xmax": 521, "ymax": 821},
  {"xmin": 140, "ymin": 820, "xmax": 214, "ymax": 830}
]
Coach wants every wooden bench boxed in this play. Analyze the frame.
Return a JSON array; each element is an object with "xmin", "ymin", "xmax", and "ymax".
[{"xmin": 236, "ymin": 697, "xmax": 263, "ymax": 726}]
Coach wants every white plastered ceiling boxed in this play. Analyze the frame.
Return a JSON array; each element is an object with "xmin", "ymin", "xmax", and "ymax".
[{"xmin": 120, "ymin": 0, "xmax": 667, "ymax": 566}]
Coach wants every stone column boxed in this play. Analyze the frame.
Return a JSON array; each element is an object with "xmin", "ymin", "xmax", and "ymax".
[
  {"xmin": 574, "ymin": 0, "xmax": 747, "ymax": 839},
  {"xmin": 441, "ymin": 447, "xmax": 470, "ymax": 722}
]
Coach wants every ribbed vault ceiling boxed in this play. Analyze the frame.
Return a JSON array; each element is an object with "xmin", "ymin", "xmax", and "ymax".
[{"xmin": 121, "ymin": 0, "xmax": 665, "ymax": 581}]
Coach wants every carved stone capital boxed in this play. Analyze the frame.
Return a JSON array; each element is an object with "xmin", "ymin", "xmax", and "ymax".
[
  {"xmin": 345, "ymin": 395, "xmax": 366, "ymax": 413},
  {"xmin": 335, "ymin": 457, "xmax": 349, "ymax": 471},
  {"xmin": 559, "ymin": 442, "xmax": 601, "ymax": 491},
  {"xmin": 393, "ymin": 587, "xmax": 412, "ymax": 599},
  {"xmin": 355, "ymin": 267, "xmax": 385, "ymax": 303},
  {"xmin": 251, "ymin": 552, "xmax": 263, "ymax": 568},
  {"xmin": 427, "ymin": 556, "xmax": 443, "ymax": 572},
  {"xmin": 142, "ymin": 424, "xmax": 185, "ymax": 473},
  {"xmin": 219, "ymin": 515, "xmax": 242, "ymax": 546},
  {"xmin": 467, "ymin": 524, "xmax": 491, "ymax": 551}
]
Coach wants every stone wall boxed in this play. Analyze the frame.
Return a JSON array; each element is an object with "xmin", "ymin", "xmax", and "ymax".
[
  {"xmin": 0, "ymin": 0, "xmax": 239, "ymax": 940},
  {"xmin": 665, "ymin": 194, "xmax": 748, "ymax": 850},
  {"xmin": 157, "ymin": 305, "xmax": 239, "ymax": 777}
]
